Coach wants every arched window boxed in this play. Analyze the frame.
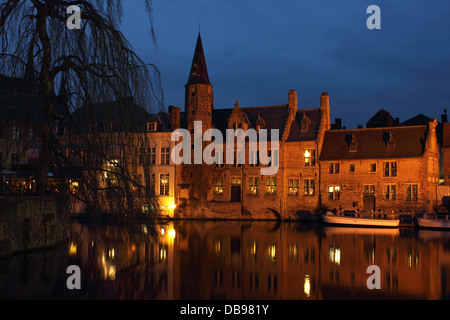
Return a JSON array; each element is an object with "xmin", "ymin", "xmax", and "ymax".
[{"xmin": 301, "ymin": 114, "xmax": 310, "ymax": 132}]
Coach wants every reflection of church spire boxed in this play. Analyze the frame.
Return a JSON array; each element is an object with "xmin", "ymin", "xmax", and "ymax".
[{"xmin": 186, "ymin": 32, "xmax": 210, "ymax": 85}]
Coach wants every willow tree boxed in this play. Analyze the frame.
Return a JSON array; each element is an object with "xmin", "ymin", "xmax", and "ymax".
[{"xmin": 0, "ymin": 1, "xmax": 163, "ymax": 217}]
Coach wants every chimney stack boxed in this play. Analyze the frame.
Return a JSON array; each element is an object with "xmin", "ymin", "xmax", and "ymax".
[
  {"xmin": 288, "ymin": 90, "xmax": 298, "ymax": 121},
  {"xmin": 169, "ymin": 106, "xmax": 181, "ymax": 130},
  {"xmin": 442, "ymin": 109, "xmax": 447, "ymax": 124},
  {"xmin": 320, "ymin": 92, "xmax": 330, "ymax": 130}
]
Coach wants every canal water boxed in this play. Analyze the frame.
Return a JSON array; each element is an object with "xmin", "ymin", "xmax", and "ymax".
[{"xmin": 1, "ymin": 220, "xmax": 449, "ymax": 300}]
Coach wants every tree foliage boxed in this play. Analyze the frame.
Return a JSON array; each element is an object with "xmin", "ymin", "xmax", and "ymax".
[{"xmin": 0, "ymin": 0, "xmax": 163, "ymax": 218}]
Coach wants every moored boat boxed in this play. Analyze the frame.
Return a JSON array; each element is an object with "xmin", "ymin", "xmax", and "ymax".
[
  {"xmin": 322, "ymin": 212, "xmax": 400, "ymax": 228},
  {"xmin": 417, "ymin": 215, "xmax": 450, "ymax": 230}
]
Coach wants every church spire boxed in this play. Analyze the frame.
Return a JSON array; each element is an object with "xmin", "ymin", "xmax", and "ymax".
[
  {"xmin": 186, "ymin": 33, "xmax": 210, "ymax": 85},
  {"xmin": 23, "ymin": 39, "xmax": 35, "ymax": 81}
]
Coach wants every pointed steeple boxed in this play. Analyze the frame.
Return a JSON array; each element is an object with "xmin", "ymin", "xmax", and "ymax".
[
  {"xmin": 58, "ymin": 75, "xmax": 68, "ymax": 104},
  {"xmin": 186, "ymin": 33, "xmax": 210, "ymax": 85},
  {"xmin": 24, "ymin": 40, "xmax": 35, "ymax": 81}
]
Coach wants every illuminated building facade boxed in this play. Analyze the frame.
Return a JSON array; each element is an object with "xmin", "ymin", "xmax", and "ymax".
[{"xmin": 320, "ymin": 120, "xmax": 440, "ymax": 213}]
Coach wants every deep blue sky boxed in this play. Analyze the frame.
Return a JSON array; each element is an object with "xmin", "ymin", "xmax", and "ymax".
[{"xmin": 121, "ymin": 0, "xmax": 450, "ymax": 129}]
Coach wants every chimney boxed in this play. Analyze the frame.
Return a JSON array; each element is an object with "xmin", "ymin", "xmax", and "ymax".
[
  {"xmin": 357, "ymin": 124, "xmax": 363, "ymax": 129},
  {"xmin": 169, "ymin": 105, "xmax": 181, "ymax": 130},
  {"xmin": 320, "ymin": 92, "xmax": 330, "ymax": 130},
  {"xmin": 288, "ymin": 90, "xmax": 298, "ymax": 121},
  {"xmin": 333, "ymin": 118, "xmax": 342, "ymax": 130},
  {"xmin": 442, "ymin": 109, "xmax": 447, "ymax": 124},
  {"xmin": 321, "ymin": 92, "xmax": 329, "ymax": 108}
]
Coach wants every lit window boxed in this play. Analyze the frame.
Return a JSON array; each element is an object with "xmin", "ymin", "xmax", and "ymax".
[
  {"xmin": 214, "ymin": 178, "xmax": 224, "ymax": 195},
  {"xmin": 231, "ymin": 177, "xmax": 242, "ymax": 186},
  {"xmin": 266, "ymin": 177, "xmax": 276, "ymax": 195},
  {"xmin": 304, "ymin": 149, "xmax": 316, "ymax": 167},
  {"xmin": 288, "ymin": 179, "xmax": 299, "ymax": 196},
  {"xmin": 248, "ymin": 177, "xmax": 259, "ymax": 195},
  {"xmin": 328, "ymin": 186, "xmax": 340, "ymax": 200},
  {"xmin": 304, "ymin": 179, "xmax": 315, "ymax": 196},
  {"xmin": 159, "ymin": 173, "xmax": 169, "ymax": 196},
  {"xmin": 364, "ymin": 184, "xmax": 375, "ymax": 194}
]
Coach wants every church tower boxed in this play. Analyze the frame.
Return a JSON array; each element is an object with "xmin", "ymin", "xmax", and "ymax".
[{"xmin": 185, "ymin": 33, "xmax": 213, "ymax": 133}]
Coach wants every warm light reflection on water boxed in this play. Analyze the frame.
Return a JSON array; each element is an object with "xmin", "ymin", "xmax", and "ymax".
[{"xmin": 1, "ymin": 221, "xmax": 450, "ymax": 300}]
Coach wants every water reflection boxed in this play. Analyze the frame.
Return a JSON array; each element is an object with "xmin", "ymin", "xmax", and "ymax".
[{"xmin": 1, "ymin": 221, "xmax": 450, "ymax": 300}]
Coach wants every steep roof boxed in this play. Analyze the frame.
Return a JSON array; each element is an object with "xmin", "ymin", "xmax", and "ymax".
[
  {"xmin": 147, "ymin": 111, "xmax": 173, "ymax": 132},
  {"xmin": 286, "ymin": 109, "xmax": 322, "ymax": 141},
  {"xmin": 320, "ymin": 125, "xmax": 429, "ymax": 160},
  {"xmin": 186, "ymin": 33, "xmax": 210, "ymax": 85},
  {"xmin": 366, "ymin": 108, "xmax": 396, "ymax": 128},
  {"xmin": 0, "ymin": 75, "xmax": 42, "ymax": 123},
  {"xmin": 400, "ymin": 113, "xmax": 431, "ymax": 126},
  {"xmin": 70, "ymin": 97, "xmax": 150, "ymax": 134}
]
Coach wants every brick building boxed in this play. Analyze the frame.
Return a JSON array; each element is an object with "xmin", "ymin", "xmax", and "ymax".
[
  {"xmin": 168, "ymin": 33, "xmax": 442, "ymax": 219},
  {"xmin": 320, "ymin": 120, "xmax": 440, "ymax": 213},
  {"xmin": 171, "ymin": 33, "xmax": 331, "ymax": 220}
]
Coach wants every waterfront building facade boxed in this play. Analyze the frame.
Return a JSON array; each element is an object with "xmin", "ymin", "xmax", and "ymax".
[{"xmin": 320, "ymin": 120, "xmax": 440, "ymax": 213}]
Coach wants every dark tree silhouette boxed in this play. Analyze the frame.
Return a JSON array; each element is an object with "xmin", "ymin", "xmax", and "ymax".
[{"xmin": 0, "ymin": 0, "xmax": 163, "ymax": 218}]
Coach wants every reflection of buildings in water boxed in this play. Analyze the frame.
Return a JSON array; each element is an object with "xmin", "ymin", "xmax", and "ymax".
[
  {"xmin": 69, "ymin": 222, "xmax": 175, "ymax": 299},
  {"xmin": 198, "ymin": 222, "xmax": 321, "ymax": 300},
  {"xmin": 69, "ymin": 221, "xmax": 450, "ymax": 300},
  {"xmin": 175, "ymin": 222, "xmax": 450, "ymax": 300},
  {"xmin": 319, "ymin": 227, "xmax": 450, "ymax": 299}
]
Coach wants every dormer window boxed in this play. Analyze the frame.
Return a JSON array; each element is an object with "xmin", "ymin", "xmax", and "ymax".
[
  {"xmin": 256, "ymin": 115, "xmax": 265, "ymax": 132},
  {"xmin": 147, "ymin": 122, "xmax": 157, "ymax": 132},
  {"xmin": 301, "ymin": 114, "xmax": 310, "ymax": 132},
  {"xmin": 349, "ymin": 135, "xmax": 357, "ymax": 152},
  {"xmin": 387, "ymin": 133, "xmax": 395, "ymax": 151}
]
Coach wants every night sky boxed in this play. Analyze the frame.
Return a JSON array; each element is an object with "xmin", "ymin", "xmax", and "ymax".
[{"xmin": 121, "ymin": 0, "xmax": 450, "ymax": 129}]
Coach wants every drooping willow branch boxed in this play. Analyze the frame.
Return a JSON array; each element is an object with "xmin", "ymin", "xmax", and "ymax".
[{"xmin": 0, "ymin": 0, "xmax": 164, "ymax": 218}]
